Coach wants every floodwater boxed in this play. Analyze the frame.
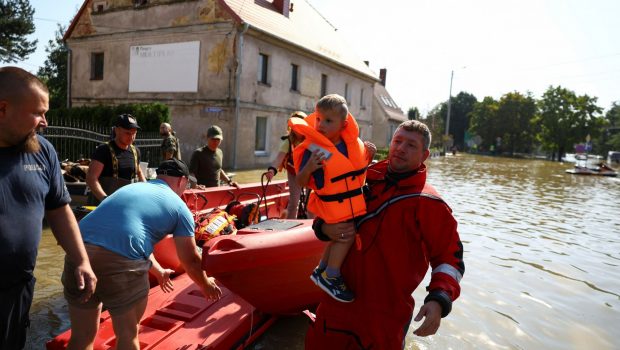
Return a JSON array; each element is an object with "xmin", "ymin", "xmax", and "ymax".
[{"xmin": 27, "ymin": 155, "xmax": 620, "ymax": 349}]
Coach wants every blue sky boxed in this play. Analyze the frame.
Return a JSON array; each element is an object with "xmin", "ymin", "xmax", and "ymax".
[{"xmin": 13, "ymin": 0, "xmax": 620, "ymax": 114}]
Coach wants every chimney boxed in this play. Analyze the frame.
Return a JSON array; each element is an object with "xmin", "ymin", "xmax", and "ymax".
[
  {"xmin": 379, "ymin": 68, "xmax": 387, "ymax": 86},
  {"xmin": 273, "ymin": 0, "xmax": 291, "ymax": 17}
]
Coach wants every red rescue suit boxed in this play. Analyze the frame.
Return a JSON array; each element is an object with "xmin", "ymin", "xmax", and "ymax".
[
  {"xmin": 305, "ymin": 160, "xmax": 464, "ymax": 349},
  {"xmin": 289, "ymin": 113, "xmax": 368, "ymax": 223}
]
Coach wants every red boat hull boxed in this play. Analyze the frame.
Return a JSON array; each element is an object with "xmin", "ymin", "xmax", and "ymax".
[
  {"xmin": 48, "ymin": 180, "xmax": 295, "ymax": 349},
  {"xmin": 46, "ymin": 274, "xmax": 276, "ymax": 350},
  {"xmin": 203, "ymin": 219, "xmax": 326, "ymax": 315}
]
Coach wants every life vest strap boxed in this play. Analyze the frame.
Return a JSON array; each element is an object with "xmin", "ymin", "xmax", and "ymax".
[
  {"xmin": 315, "ymin": 187, "xmax": 363, "ymax": 203},
  {"xmin": 330, "ymin": 166, "xmax": 367, "ymax": 183}
]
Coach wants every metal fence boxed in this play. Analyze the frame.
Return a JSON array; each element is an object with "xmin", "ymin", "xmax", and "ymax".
[{"xmin": 40, "ymin": 117, "xmax": 163, "ymax": 166}]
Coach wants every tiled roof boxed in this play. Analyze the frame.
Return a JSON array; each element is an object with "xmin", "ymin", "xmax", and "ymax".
[
  {"xmin": 64, "ymin": 0, "xmax": 376, "ymax": 80},
  {"xmin": 374, "ymin": 82, "xmax": 407, "ymax": 122},
  {"xmin": 220, "ymin": 0, "xmax": 377, "ymax": 80}
]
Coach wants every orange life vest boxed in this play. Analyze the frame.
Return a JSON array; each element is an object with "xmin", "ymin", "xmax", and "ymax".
[{"xmin": 289, "ymin": 112, "xmax": 368, "ymax": 223}]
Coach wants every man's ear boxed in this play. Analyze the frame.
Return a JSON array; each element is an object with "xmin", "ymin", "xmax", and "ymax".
[
  {"xmin": 342, "ymin": 119, "xmax": 348, "ymax": 130},
  {"xmin": 422, "ymin": 149, "xmax": 431, "ymax": 163}
]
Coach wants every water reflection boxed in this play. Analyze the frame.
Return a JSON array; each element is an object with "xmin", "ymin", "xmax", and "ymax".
[{"xmin": 29, "ymin": 154, "xmax": 620, "ymax": 349}]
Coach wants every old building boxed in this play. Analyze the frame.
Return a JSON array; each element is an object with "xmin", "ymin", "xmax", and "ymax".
[
  {"xmin": 64, "ymin": 0, "xmax": 379, "ymax": 168},
  {"xmin": 371, "ymin": 68, "xmax": 408, "ymax": 148}
]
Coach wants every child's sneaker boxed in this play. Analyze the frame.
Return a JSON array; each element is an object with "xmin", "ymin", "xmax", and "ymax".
[
  {"xmin": 315, "ymin": 271, "xmax": 355, "ymax": 303},
  {"xmin": 309, "ymin": 266, "xmax": 324, "ymax": 286}
]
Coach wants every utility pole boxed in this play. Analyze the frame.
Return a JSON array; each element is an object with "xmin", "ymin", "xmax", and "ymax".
[{"xmin": 445, "ymin": 70, "xmax": 454, "ymax": 153}]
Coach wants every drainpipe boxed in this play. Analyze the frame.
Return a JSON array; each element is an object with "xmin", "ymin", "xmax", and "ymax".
[
  {"xmin": 231, "ymin": 22, "xmax": 249, "ymax": 169},
  {"xmin": 65, "ymin": 44, "xmax": 72, "ymax": 108}
]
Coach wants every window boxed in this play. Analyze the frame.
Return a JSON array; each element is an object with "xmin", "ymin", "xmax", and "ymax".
[
  {"xmin": 290, "ymin": 63, "xmax": 299, "ymax": 91},
  {"xmin": 90, "ymin": 52, "xmax": 104, "ymax": 80},
  {"xmin": 320, "ymin": 74, "xmax": 328, "ymax": 97},
  {"xmin": 258, "ymin": 53, "xmax": 269, "ymax": 85},
  {"xmin": 93, "ymin": 1, "xmax": 106, "ymax": 12},
  {"xmin": 360, "ymin": 88, "xmax": 365, "ymax": 108},
  {"xmin": 255, "ymin": 116, "xmax": 268, "ymax": 153},
  {"xmin": 344, "ymin": 83, "xmax": 350, "ymax": 104}
]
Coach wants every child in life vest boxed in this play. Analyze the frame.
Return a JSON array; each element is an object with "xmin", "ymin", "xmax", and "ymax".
[{"xmin": 291, "ymin": 94, "xmax": 375, "ymax": 302}]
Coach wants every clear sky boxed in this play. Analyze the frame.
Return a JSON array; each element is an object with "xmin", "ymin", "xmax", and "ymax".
[{"xmin": 13, "ymin": 0, "xmax": 620, "ymax": 115}]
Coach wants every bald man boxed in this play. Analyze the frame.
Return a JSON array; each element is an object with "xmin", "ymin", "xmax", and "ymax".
[
  {"xmin": 160, "ymin": 122, "xmax": 181, "ymax": 160},
  {"xmin": 0, "ymin": 66, "xmax": 96, "ymax": 349}
]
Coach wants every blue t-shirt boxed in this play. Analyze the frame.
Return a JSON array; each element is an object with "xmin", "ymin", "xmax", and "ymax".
[
  {"xmin": 0, "ymin": 135, "xmax": 71, "ymax": 288},
  {"xmin": 300, "ymin": 142, "xmax": 348, "ymax": 189},
  {"xmin": 79, "ymin": 179, "xmax": 194, "ymax": 260}
]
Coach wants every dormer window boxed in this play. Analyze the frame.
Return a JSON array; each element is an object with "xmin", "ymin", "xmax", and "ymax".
[
  {"xmin": 133, "ymin": 0, "xmax": 148, "ymax": 7},
  {"xmin": 93, "ymin": 1, "xmax": 107, "ymax": 12}
]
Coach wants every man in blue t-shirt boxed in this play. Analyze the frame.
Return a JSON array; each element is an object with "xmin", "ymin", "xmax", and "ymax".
[
  {"xmin": 62, "ymin": 159, "xmax": 222, "ymax": 349},
  {"xmin": 0, "ymin": 67, "xmax": 97, "ymax": 350}
]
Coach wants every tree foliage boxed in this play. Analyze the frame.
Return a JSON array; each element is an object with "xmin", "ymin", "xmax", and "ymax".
[
  {"xmin": 595, "ymin": 102, "xmax": 620, "ymax": 154},
  {"xmin": 534, "ymin": 86, "xmax": 603, "ymax": 161},
  {"xmin": 0, "ymin": 0, "xmax": 37, "ymax": 63},
  {"xmin": 422, "ymin": 104, "xmax": 445, "ymax": 148},
  {"xmin": 46, "ymin": 103, "xmax": 170, "ymax": 132},
  {"xmin": 407, "ymin": 107, "xmax": 421, "ymax": 120},
  {"xmin": 495, "ymin": 91, "xmax": 538, "ymax": 155},
  {"xmin": 445, "ymin": 92, "xmax": 477, "ymax": 150},
  {"xmin": 38, "ymin": 24, "xmax": 67, "ymax": 109},
  {"xmin": 468, "ymin": 96, "xmax": 499, "ymax": 151}
]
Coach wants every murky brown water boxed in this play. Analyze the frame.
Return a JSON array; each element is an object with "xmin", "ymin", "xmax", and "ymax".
[{"xmin": 27, "ymin": 155, "xmax": 620, "ymax": 349}]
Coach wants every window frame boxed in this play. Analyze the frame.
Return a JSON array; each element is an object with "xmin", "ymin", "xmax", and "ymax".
[
  {"xmin": 320, "ymin": 74, "xmax": 328, "ymax": 97},
  {"xmin": 90, "ymin": 52, "xmax": 104, "ymax": 81},
  {"xmin": 290, "ymin": 63, "xmax": 299, "ymax": 92},
  {"xmin": 254, "ymin": 116, "xmax": 269, "ymax": 155},
  {"xmin": 258, "ymin": 53, "xmax": 270, "ymax": 85},
  {"xmin": 360, "ymin": 88, "xmax": 366, "ymax": 109}
]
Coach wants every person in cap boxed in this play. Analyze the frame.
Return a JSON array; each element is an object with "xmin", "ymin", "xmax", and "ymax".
[
  {"xmin": 189, "ymin": 125, "xmax": 238, "ymax": 188},
  {"xmin": 0, "ymin": 66, "xmax": 97, "ymax": 350},
  {"xmin": 160, "ymin": 122, "xmax": 181, "ymax": 161},
  {"xmin": 63, "ymin": 159, "xmax": 222, "ymax": 349},
  {"xmin": 86, "ymin": 114, "xmax": 146, "ymax": 204}
]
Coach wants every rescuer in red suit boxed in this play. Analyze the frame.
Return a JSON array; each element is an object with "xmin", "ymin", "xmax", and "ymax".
[{"xmin": 305, "ymin": 120, "xmax": 465, "ymax": 349}]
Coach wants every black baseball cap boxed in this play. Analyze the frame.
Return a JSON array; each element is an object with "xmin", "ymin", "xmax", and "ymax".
[
  {"xmin": 115, "ymin": 114, "xmax": 141, "ymax": 129},
  {"xmin": 156, "ymin": 159, "xmax": 196, "ymax": 183}
]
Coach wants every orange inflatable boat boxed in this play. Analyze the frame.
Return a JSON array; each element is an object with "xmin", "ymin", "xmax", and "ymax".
[
  {"xmin": 47, "ymin": 180, "xmax": 327, "ymax": 349},
  {"xmin": 203, "ymin": 219, "xmax": 326, "ymax": 315}
]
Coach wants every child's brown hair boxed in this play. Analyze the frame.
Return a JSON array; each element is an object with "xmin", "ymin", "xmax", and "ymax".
[{"xmin": 316, "ymin": 94, "xmax": 348, "ymax": 120}]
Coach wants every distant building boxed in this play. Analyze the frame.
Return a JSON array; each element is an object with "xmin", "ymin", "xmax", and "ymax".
[
  {"xmin": 64, "ymin": 0, "xmax": 380, "ymax": 168},
  {"xmin": 371, "ymin": 68, "xmax": 407, "ymax": 148}
]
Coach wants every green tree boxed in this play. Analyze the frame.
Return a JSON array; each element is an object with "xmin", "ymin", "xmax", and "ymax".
[
  {"xmin": 535, "ymin": 86, "xmax": 603, "ymax": 161},
  {"xmin": 440, "ymin": 92, "xmax": 477, "ymax": 150},
  {"xmin": 468, "ymin": 96, "xmax": 499, "ymax": 151},
  {"xmin": 407, "ymin": 107, "xmax": 421, "ymax": 120},
  {"xmin": 422, "ymin": 104, "xmax": 445, "ymax": 148},
  {"xmin": 495, "ymin": 91, "xmax": 538, "ymax": 155},
  {"xmin": 38, "ymin": 24, "xmax": 67, "ymax": 109},
  {"xmin": 595, "ymin": 102, "xmax": 620, "ymax": 155},
  {"xmin": 0, "ymin": 0, "xmax": 37, "ymax": 63}
]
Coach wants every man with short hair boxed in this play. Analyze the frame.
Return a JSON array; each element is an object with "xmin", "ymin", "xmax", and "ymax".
[
  {"xmin": 63, "ymin": 158, "xmax": 222, "ymax": 350},
  {"xmin": 305, "ymin": 120, "xmax": 465, "ymax": 349},
  {"xmin": 86, "ymin": 114, "xmax": 146, "ymax": 204},
  {"xmin": 189, "ymin": 125, "xmax": 238, "ymax": 188},
  {"xmin": 0, "ymin": 66, "xmax": 97, "ymax": 350},
  {"xmin": 160, "ymin": 122, "xmax": 181, "ymax": 160}
]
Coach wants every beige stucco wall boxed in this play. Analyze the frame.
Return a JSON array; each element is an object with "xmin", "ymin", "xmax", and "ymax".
[{"xmin": 66, "ymin": 0, "xmax": 377, "ymax": 169}]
